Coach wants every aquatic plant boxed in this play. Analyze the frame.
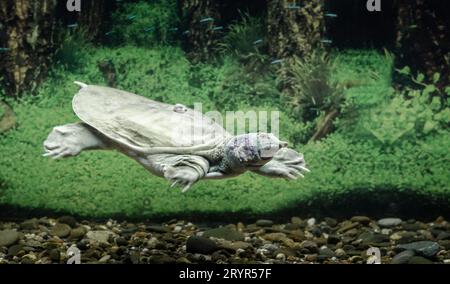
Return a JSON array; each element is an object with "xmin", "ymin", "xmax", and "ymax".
[
  {"xmin": 54, "ymin": 29, "xmax": 92, "ymax": 69},
  {"xmin": 279, "ymin": 52, "xmax": 346, "ymax": 142},
  {"xmin": 218, "ymin": 12, "xmax": 269, "ymax": 72},
  {"xmin": 109, "ymin": 0, "xmax": 179, "ymax": 46}
]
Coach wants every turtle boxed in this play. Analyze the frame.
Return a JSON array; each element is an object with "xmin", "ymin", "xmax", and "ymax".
[{"xmin": 43, "ymin": 82, "xmax": 310, "ymax": 192}]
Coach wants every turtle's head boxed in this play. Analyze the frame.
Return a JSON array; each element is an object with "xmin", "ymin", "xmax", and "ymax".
[{"xmin": 224, "ymin": 133, "xmax": 288, "ymax": 168}]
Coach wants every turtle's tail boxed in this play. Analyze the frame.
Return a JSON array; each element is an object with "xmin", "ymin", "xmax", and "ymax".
[{"xmin": 74, "ymin": 81, "xmax": 88, "ymax": 89}]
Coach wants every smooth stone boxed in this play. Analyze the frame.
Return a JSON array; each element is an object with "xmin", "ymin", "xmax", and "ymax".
[
  {"xmin": 402, "ymin": 222, "xmax": 423, "ymax": 231},
  {"xmin": 337, "ymin": 222, "xmax": 359, "ymax": 233},
  {"xmin": 20, "ymin": 219, "xmax": 39, "ymax": 230},
  {"xmin": 307, "ymin": 218, "xmax": 316, "ymax": 227},
  {"xmin": 335, "ymin": 248, "xmax": 347, "ymax": 258},
  {"xmin": 324, "ymin": 217, "xmax": 338, "ymax": 227},
  {"xmin": 397, "ymin": 241, "xmax": 440, "ymax": 257},
  {"xmin": 51, "ymin": 223, "xmax": 71, "ymax": 238},
  {"xmin": 300, "ymin": 240, "xmax": 318, "ymax": 253},
  {"xmin": 0, "ymin": 230, "xmax": 20, "ymax": 247},
  {"xmin": 8, "ymin": 244, "xmax": 23, "ymax": 256},
  {"xmin": 256, "ymin": 220, "xmax": 274, "ymax": 227},
  {"xmin": 203, "ymin": 227, "xmax": 244, "ymax": 241},
  {"xmin": 291, "ymin": 217, "xmax": 303, "ymax": 225},
  {"xmin": 284, "ymin": 223, "xmax": 302, "ymax": 230},
  {"xmin": 391, "ymin": 250, "xmax": 415, "ymax": 264},
  {"xmin": 351, "ymin": 216, "xmax": 371, "ymax": 225},
  {"xmin": 115, "ymin": 237, "xmax": 128, "ymax": 246},
  {"xmin": 146, "ymin": 225, "xmax": 169, "ymax": 233},
  {"xmin": 437, "ymin": 232, "xmax": 450, "ymax": 241},
  {"xmin": 57, "ymin": 216, "xmax": 77, "ymax": 228},
  {"xmin": 319, "ymin": 247, "xmax": 335, "ymax": 257},
  {"xmin": 359, "ymin": 232, "xmax": 389, "ymax": 245},
  {"xmin": 99, "ymin": 255, "xmax": 111, "ymax": 263},
  {"xmin": 186, "ymin": 236, "xmax": 220, "ymax": 254},
  {"xmin": 49, "ymin": 249, "xmax": 61, "ymax": 262},
  {"xmin": 377, "ymin": 218, "xmax": 402, "ymax": 228},
  {"xmin": 149, "ymin": 255, "xmax": 175, "ymax": 264},
  {"xmin": 86, "ymin": 230, "xmax": 114, "ymax": 244},
  {"xmin": 69, "ymin": 227, "xmax": 87, "ymax": 240},
  {"xmin": 407, "ymin": 256, "xmax": 433, "ymax": 264}
]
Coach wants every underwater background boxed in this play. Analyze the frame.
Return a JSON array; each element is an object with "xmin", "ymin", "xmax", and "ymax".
[
  {"xmin": 0, "ymin": 0, "xmax": 449, "ymax": 265},
  {"xmin": 0, "ymin": 0, "xmax": 449, "ymax": 221}
]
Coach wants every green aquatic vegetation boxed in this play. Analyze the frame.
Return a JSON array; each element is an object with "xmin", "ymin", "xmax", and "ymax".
[
  {"xmin": 363, "ymin": 84, "xmax": 450, "ymax": 146},
  {"xmin": 218, "ymin": 12, "xmax": 269, "ymax": 73},
  {"xmin": 54, "ymin": 29, "xmax": 92, "ymax": 69},
  {"xmin": 109, "ymin": 0, "xmax": 179, "ymax": 47},
  {"xmin": 0, "ymin": 43, "xmax": 449, "ymax": 218}
]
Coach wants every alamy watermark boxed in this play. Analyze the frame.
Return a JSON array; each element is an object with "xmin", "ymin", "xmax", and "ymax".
[
  {"xmin": 367, "ymin": 0, "xmax": 381, "ymax": 12},
  {"xmin": 67, "ymin": 0, "xmax": 81, "ymax": 12},
  {"xmin": 169, "ymin": 103, "xmax": 280, "ymax": 147}
]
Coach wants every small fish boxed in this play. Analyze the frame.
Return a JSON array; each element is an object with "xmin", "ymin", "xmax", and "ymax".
[
  {"xmin": 105, "ymin": 31, "xmax": 115, "ymax": 36},
  {"xmin": 321, "ymin": 39, "xmax": 333, "ymax": 44},
  {"xmin": 169, "ymin": 27, "xmax": 179, "ymax": 31},
  {"xmin": 271, "ymin": 59, "xmax": 284, "ymax": 65},
  {"xmin": 325, "ymin": 13, "xmax": 338, "ymax": 18},
  {"xmin": 67, "ymin": 24, "xmax": 78, "ymax": 28},
  {"xmin": 0, "ymin": 47, "xmax": 10, "ymax": 52},
  {"xmin": 127, "ymin": 15, "xmax": 137, "ymax": 21},
  {"xmin": 199, "ymin": 17, "xmax": 214, "ymax": 23},
  {"xmin": 182, "ymin": 30, "xmax": 190, "ymax": 35},
  {"xmin": 287, "ymin": 4, "xmax": 302, "ymax": 9},
  {"xmin": 143, "ymin": 27, "xmax": 154, "ymax": 32},
  {"xmin": 211, "ymin": 26, "xmax": 223, "ymax": 31},
  {"xmin": 253, "ymin": 39, "xmax": 263, "ymax": 45}
]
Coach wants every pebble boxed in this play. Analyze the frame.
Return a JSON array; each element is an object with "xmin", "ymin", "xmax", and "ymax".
[
  {"xmin": 408, "ymin": 256, "xmax": 433, "ymax": 264},
  {"xmin": 57, "ymin": 216, "xmax": 77, "ymax": 228},
  {"xmin": 391, "ymin": 250, "xmax": 415, "ymax": 264},
  {"xmin": 0, "ymin": 216, "xmax": 448, "ymax": 264},
  {"xmin": 86, "ymin": 230, "xmax": 114, "ymax": 244},
  {"xmin": 51, "ymin": 224, "xmax": 71, "ymax": 238},
  {"xmin": 256, "ymin": 220, "xmax": 274, "ymax": 227},
  {"xmin": 186, "ymin": 236, "xmax": 220, "ymax": 254},
  {"xmin": 351, "ymin": 216, "xmax": 371, "ymax": 225},
  {"xmin": 0, "ymin": 230, "xmax": 20, "ymax": 247},
  {"xmin": 378, "ymin": 218, "xmax": 402, "ymax": 228},
  {"xmin": 203, "ymin": 227, "xmax": 244, "ymax": 241},
  {"xmin": 307, "ymin": 218, "xmax": 316, "ymax": 227},
  {"xmin": 397, "ymin": 241, "xmax": 440, "ymax": 257}
]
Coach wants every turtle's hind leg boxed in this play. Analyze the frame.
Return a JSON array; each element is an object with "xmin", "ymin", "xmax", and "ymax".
[{"xmin": 43, "ymin": 122, "xmax": 108, "ymax": 159}]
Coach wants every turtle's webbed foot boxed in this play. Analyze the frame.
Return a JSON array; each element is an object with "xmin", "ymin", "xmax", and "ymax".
[
  {"xmin": 163, "ymin": 165, "xmax": 199, "ymax": 193},
  {"xmin": 256, "ymin": 148, "xmax": 310, "ymax": 180}
]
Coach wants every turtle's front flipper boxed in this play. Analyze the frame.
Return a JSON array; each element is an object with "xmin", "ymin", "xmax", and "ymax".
[
  {"xmin": 151, "ymin": 155, "xmax": 209, "ymax": 193},
  {"xmin": 252, "ymin": 148, "xmax": 310, "ymax": 180},
  {"xmin": 43, "ymin": 123, "xmax": 109, "ymax": 159}
]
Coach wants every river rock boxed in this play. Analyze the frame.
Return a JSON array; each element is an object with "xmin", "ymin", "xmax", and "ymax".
[
  {"xmin": 203, "ymin": 227, "xmax": 244, "ymax": 241},
  {"xmin": 378, "ymin": 218, "xmax": 402, "ymax": 228},
  {"xmin": 0, "ymin": 230, "xmax": 20, "ymax": 247},
  {"xmin": 86, "ymin": 230, "xmax": 115, "ymax": 244},
  {"xmin": 351, "ymin": 216, "xmax": 371, "ymax": 225},
  {"xmin": 391, "ymin": 250, "xmax": 415, "ymax": 264},
  {"xmin": 408, "ymin": 256, "xmax": 433, "ymax": 264},
  {"xmin": 256, "ymin": 220, "xmax": 274, "ymax": 227},
  {"xmin": 51, "ymin": 224, "xmax": 71, "ymax": 238},
  {"xmin": 57, "ymin": 216, "xmax": 77, "ymax": 228},
  {"xmin": 397, "ymin": 241, "xmax": 440, "ymax": 257},
  {"xmin": 186, "ymin": 236, "xmax": 220, "ymax": 254}
]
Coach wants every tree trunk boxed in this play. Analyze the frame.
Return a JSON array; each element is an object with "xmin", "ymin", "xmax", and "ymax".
[
  {"xmin": 78, "ymin": 0, "xmax": 114, "ymax": 39},
  {"xmin": 395, "ymin": 0, "xmax": 450, "ymax": 87},
  {"xmin": 267, "ymin": 0, "xmax": 325, "ymax": 61},
  {"xmin": 0, "ymin": 0, "xmax": 59, "ymax": 97},
  {"xmin": 179, "ymin": 0, "xmax": 221, "ymax": 61}
]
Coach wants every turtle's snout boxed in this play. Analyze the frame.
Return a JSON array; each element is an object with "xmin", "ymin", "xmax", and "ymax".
[{"xmin": 279, "ymin": 141, "xmax": 288, "ymax": 149}]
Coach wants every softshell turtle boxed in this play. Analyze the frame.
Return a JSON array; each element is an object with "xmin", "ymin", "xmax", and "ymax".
[{"xmin": 43, "ymin": 82, "xmax": 309, "ymax": 192}]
